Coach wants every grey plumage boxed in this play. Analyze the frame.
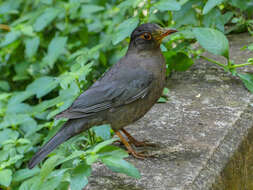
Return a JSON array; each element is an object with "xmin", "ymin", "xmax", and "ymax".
[{"xmin": 28, "ymin": 23, "xmax": 176, "ymax": 169}]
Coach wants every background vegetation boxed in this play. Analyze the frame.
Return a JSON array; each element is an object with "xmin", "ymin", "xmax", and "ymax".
[{"xmin": 0, "ymin": 0, "xmax": 252, "ymax": 189}]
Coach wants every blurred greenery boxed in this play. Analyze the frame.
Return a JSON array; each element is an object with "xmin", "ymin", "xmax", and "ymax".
[{"xmin": 0, "ymin": 0, "xmax": 253, "ymax": 189}]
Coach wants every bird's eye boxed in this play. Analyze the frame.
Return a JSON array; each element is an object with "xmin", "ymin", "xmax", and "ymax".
[{"xmin": 140, "ymin": 32, "xmax": 152, "ymax": 40}]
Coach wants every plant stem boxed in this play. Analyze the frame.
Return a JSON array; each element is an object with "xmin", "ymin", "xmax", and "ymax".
[
  {"xmin": 230, "ymin": 62, "xmax": 253, "ymax": 68},
  {"xmin": 0, "ymin": 24, "xmax": 10, "ymax": 31},
  {"xmin": 200, "ymin": 56, "xmax": 226, "ymax": 68},
  {"xmin": 144, "ymin": 0, "xmax": 151, "ymax": 22},
  {"xmin": 227, "ymin": 58, "xmax": 232, "ymax": 68}
]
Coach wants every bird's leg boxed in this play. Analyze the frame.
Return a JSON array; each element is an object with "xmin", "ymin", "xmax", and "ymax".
[
  {"xmin": 121, "ymin": 128, "xmax": 156, "ymax": 147},
  {"xmin": 115, "ymin": 131, "xmax": 146, "ymax": 159}
]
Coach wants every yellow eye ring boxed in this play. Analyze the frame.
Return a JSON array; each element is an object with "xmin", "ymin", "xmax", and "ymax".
[{"xmin": 140, "ymin": 32, "xmax": 152, "ymax": 40}]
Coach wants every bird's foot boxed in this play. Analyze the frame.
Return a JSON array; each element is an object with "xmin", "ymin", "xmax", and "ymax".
[
  {"xmin": 128, "ymin": 149, "xmax": 157, "ymax": 159},
  {"xmin": 129, "ymin": 139, "xmax": 157, "ymax": 147},
  {"xmin": 121, "ymin": 128, "xmax": 157, "ymax": 147},
  {"xmin": 114, "ymin": 139, "xmax": 155, "ymax": 148},
  {"xmin": 116, "ymin": 131, "xmax": 155, "ymax": 159},
  {"xmin": 128, "ymin": 150, "xmax": 147, "ymax": 159}
]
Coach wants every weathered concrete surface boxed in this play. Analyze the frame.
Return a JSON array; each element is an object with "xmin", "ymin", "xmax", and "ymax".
[
  {"xmin": 212, "ymin": 112, "xmax": 253, "ymax": 190},
  {"xmin": 85, "ymin": 33, "xmax": 253, "ymax": 190}
]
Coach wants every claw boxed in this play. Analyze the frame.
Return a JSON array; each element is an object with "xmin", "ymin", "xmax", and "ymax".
[
  {"xmin": 121, "ymin": 128, "xmax": 157, "ymax": 147},
  {"xmin": 116, "ymin": 131, "xmax": 151, "ymax": 159},
  {"xmin": 132, "ymin": 140, "xmax": 157, "ymax": 147}
]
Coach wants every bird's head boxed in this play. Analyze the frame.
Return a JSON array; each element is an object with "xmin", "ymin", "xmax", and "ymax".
[{"xmin": 129, "ymin": 23, "xmax": 177, "ymax": 52}]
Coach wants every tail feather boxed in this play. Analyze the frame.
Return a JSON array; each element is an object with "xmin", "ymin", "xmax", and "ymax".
[{"xmin": 28, "ymin": 118, "xmax": 89, "ymax": 169}]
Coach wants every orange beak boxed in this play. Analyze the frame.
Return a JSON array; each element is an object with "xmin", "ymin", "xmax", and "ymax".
[
  {"xmin": 154, "ymin": 28, "xmax": 178, "ymax": 43},
  {"xmin": 161, "ymin": 28, "xmax": 178, "ymax": 37}
]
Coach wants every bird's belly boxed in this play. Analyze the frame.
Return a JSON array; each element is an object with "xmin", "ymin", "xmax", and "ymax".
[{"xmin": 107, "ymin": 81, "xmax": 164, "ymax": 131}]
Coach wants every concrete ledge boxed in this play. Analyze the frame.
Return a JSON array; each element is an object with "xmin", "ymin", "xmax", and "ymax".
[
  {"xmin": 85, "ymin": 33, "xmax": 253, "ymax": 190},
  {"xmin": 188, "ymin": 104, "xmax": 253, "ymax": 190},
  {"xmin": 212, "ymin": 104, "xmax": 253, "ymax": 190}
]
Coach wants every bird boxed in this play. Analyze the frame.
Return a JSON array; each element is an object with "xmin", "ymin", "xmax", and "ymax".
[{"xmin": 28, "ymin": 23, "xmax": 177, "ymax": 169}]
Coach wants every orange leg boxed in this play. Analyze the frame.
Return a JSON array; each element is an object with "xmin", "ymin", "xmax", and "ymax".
[
  {"xmin": 121, "ymin": 128, "xmax": 156, "ymax": 147},
  {"xmin": 115, "ymin": 131, "xmax": 146, "ymax": 159}
]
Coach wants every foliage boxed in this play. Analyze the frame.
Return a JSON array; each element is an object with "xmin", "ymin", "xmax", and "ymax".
[{"xmin": 0, "ymin": 0, "xmax": 252, "ymax": 189}]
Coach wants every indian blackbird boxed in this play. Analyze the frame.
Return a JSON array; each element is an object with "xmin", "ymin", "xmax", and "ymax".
[{"xmin": 28, "ymin": 23, "xmax": 177, "ymax": 169}]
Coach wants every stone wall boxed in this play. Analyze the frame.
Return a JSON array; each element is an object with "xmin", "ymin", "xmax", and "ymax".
[{"xmin": 85, "ymin": 33, "xmax": 253, "ymax": 190}]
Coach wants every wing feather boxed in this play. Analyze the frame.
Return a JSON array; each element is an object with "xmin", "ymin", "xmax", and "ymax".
[{"xmin": 56, "ymin": 67, "xmax": 153, "ymax": 119}]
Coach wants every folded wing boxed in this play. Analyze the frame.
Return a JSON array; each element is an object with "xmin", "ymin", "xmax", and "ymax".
[{"xmin": 56, "ymin": 68, "xmax": 153, "ymax": 119}]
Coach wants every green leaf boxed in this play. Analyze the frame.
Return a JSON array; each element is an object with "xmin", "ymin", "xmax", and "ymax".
[
  {"xmin": 8, "ymin": 91, "xmax": 34, "ymax": 106},
  {"xmin": 21, "ymin": 25, "xmax": 35, "ymax": 37},
  {"xmin": 92, "ymin": 124, "xmax": 111, "ymax": 140},
  {"xmin": 40, "ymin": 155, "xmax": 60, "ymax": 181},
  {"xmin": 19, "ymin": 176, "xmax": 40, "ymax": 190},
  {"xmin": 0, "ymin": 150, "xmax": 9, "ymax": 162},
  {"xmin": 0, "ymin": 129, "xmax": 19, "ymax": 145},
  {"xmin": 97, "ymin": 145, "xmax": 128, "ymax": 159},
  {"xmin": 6, "ymin": 103, "xmax": 32, "ymax": 114},
  {"xmin": 0, "ymin": 169, "xmax": 12, "ymax": 187},
  {"xmin": 32, "ymin": 82, "xmax": 79, "ymax": 117},
  {"xmin": 51, "ymin": 81, "xmax": 79, "ymax": 105},
  {"xmin": 163, "ymin": 87, "xmax": 170, "ymax": 95},
  {"xmin": 26, "ymin": 76, "xmax": 58, "ymax": 98},
  {"xmin": 223, "ymin": 12, "xmax": 234, "ymax": 25},
  {"xmin": 166, "ymin": 52, "xmax": 194, "ymax": 71},
  {"xmin": 13, "ymin": 167, "xmax": 40, "ymax": 182},
  {"xmin": 70, "ymin": 163, "xmax": 91, "ymax": 190},
  {"xmin": 173, "ymin": 0, "xmax": 199, "ymax": 27},
  {"xmin": 20, "ymin": 175, "xmax": 62, "ymax": 190},
  {"xmin": 41, "ymin": 0, "xmax": 53, "ymax": 5},
  {"xmin": 86, "ymin": 154, "xmax": 99, "ymax": 165},
  {"xmin": 40, "ymin": 175, "xmax": 62, "ymax": 190},
  {"xmin": 13, "ymin": 62, "xmax": 30, "ymax": 81},
  {"xmin": 17, "ymin": 138, "xmax": 31, "ymax": 145},
  {"xmin": 49, "ymin": 168, "xmax": 69, "ymax": 178},
  {"xmin": 0, "ymin": 155, "xmax": 23, "ymax": 169},
  {"xmin": 203, "ymin": 0, "xmax": 224, "ymax": 14},
  {"xmin": 203, "ymin": 8, "xmax": 225, "ymax": 32},
  {"xmin": 91, "ymin": 137, "xmax": 119, "ymax": 154},
  {"xmin": 25, "ymin": 37, "xmax": 40, "ymax": 58},
  {"xmin": 112, "ymin": 17, "xmax": 139, "ymax": 45},
  {"xmin": 43, "ymin": 36, "xmax": 68, "ymax": 68},
  {"xmin": 0, "ymin": 93, "xmax": 11, "ymax": 101},
  {"xmin": 158, "ymin": 97, "xmax": 167, "ymax": 103},
  {"xmin": 80, "ymin": 4, "xmax": 104, "ymax": 18},
  {"xmin": 158, "ymin": 88, "xmax": 170, "ymax": 103},
  {"xmin": 0, "ymin": 80, "xmax": 10, "ymax": 91},
  {"xmin": 33, "ymin": 8, "xmax": 60, "ymax": 32},
  {"xmin": 101, "ymin": 158, "xmax": 140, "ymax": 178},
  {"xmin": 247, "ymin": 58, "xmax": 253, "ymax": 64},
  {"xmin": 56, "ymin": 182, "xmax": 69, "ymax": 190},
  {"xmin": 58, "ymin": 150, "xmax": 84, "ymax": 165},
  {"xmin": 58, "ymin": 62, "xmax": 93, "ymax": 90},
  {"xmin": 0, "ymin": 30, "xmax": 21, "ymax": 47},
  {"xmin": 193, "ymin": 27, "xmax": 229, "ymax": 58},
  {"xmin": 248, "ymin": 43, "xmax": 253, "ymax": 51},
  {"xmin": 0, "ymin": 114, "xmax": 32, "ymax": 129},
  {"xmin": 155, "ymin": 0, "xmax": 181, "ymax": 11},
  {"xmin": 237, "ymin": 73, "xmax": 253, "ymax": 93},
  {"xmin": 229, "ymin": 0, "xmax": 251, "ymax": 11},
  {"xmin": 0, "ymin": 0, "xmax": 20, "ymax": 14}
]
